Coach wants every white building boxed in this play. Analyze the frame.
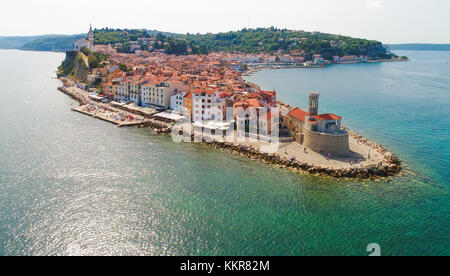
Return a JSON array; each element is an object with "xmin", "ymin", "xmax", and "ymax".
[
  {"xmin": 170, "ymin": 92, "xmax": 187, "ymax": 113},
  {"xmin": 281, "ymin": 55, "xmax": 295, "ymax": 63},
  {"xmin": 242, "ymin": 56, "xmax": 260, "ymax": 64},
  {"xmin": 74, "ymin": 25, "xmax": 94, "ymax": 52},
  {"xmin": 129, "ymin": 79, "xmax": 141, "ymax": 106},
  {"xmin": 264, "ymin": 56, "xmax": 277, "ymax": 64},
  {"xmin": 192, "ymin": 89, "xmax": 226, "ymax": 122},
  {"xmin": 141, "ymin": 79, "xmax": 174, "ymax": 110},
  {"xmin": 114, "ymin": 80, "xmax": 130, "ymax": 103}
]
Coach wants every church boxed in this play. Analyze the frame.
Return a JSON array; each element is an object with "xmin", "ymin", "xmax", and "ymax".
[{"xmin": 74, "ymin": 25, "xmax": 94, "ymax": 52}]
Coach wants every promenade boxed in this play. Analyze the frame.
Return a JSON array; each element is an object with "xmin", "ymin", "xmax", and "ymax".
[
  {"xmin": 72, "ymin": 103, "xmax": 149, "ymax": 127},
  {"xmin": 234, "ymin": 136, "xmax": 383, "ymax": 169}
]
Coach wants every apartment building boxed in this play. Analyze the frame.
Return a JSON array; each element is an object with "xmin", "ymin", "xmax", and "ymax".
[
  {"xmin": 141, "ymin": 78, "xmax": 175, "ymax": 110},
  {"xmin": 192, "ymin": 89, "xmax": 222, "ymax": 122}
]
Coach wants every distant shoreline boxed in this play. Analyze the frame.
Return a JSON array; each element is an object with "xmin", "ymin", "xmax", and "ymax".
[
  {"xmin": 387, "ymin": 43, "xmax": 450, "ymax": 52},
  {"xmin": 241, "ymin": 58, "xmax": 407, "ymax": 76},
  {"xmin": 0, "ymin": 48, "xmax": 66, "ymax": 53}
]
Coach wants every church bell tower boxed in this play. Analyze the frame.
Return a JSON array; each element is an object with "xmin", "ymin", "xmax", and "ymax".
[
  {"xmin": 88, "ymin": 24, "xmax": 94, "ymax": 45},
  {"xmin": 308, "ymin": 92, "xmax": 320, "ymax": 117}
]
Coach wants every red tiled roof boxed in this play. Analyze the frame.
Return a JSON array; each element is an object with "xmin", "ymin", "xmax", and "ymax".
[
  {"xmin": 192, "ymin": 89, "xmax": 216, "ymax": 95},
  {"xmin": 247, "ymin": 98, "xmax": 263, "ymax": 108},
  {"xmin": 288, "ymin": 108, "xmax": 308, "ymax": 122},
  {"xmin": 313, "ymin": 114, "xmax": 342, "ymax": 121},
  {"xmin": 260, "ymin": 90, "xmax": 276, "ymax": 96}
]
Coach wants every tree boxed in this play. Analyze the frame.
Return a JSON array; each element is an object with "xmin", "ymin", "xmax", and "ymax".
[
  {"xmin": 88, "ymin": 55, "xmax": 99, "ymax": 69},
  {"xmin": 119, "ymin": 64, "xmax": 130, "ymax": 72},
  {"xmin": 80, "ymin": 47, "xmax": 92, "ymax": 56}
]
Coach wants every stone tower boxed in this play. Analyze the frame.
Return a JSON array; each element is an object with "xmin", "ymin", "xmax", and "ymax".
[
  {"xmin": 308, "ymin": 92, "xmax": 320, "ymax": 117},
  {"xmin": 88, "ymin": 24, "xmax": 94, "ymax": 47}
]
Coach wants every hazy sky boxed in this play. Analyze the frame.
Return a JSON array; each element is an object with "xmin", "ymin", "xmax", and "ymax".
[{"xmin": 1, "ymin": 0, "xmax": 449, "ymax": 43}]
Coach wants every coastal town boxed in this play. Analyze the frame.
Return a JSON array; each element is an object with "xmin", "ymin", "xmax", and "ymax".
[{"xmin": 58, "ymin": 26, "xmax": 402, "ymax": 179}]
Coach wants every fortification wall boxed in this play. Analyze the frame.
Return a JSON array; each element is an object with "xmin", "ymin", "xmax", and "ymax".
[{"xmin": 303, "ymin": 128, "xmax": 350, "ymax": 156}]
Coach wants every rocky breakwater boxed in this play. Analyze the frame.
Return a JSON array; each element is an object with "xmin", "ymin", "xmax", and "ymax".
[
  {"xmin": 57, "ymin": 86, "xmax": 88, "ymax": 105},
  {"xmin": 141, "ymin": 120, "xmax": 173, "ymax": 135},
  {"xmin": 202, "ymin": 140, "xmax": 401, "ymax": 179},
  {"xmin": 345, "ymin": 129, "xmax": 402, "ymax": 177}
]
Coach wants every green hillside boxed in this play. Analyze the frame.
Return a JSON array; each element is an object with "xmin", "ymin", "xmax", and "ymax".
[
  {"xmin": 93, "ymin": 27, "xmax": 391, "ymax": 59},
  {"xmin": 20, "ymin": 34, "xmax": 85, "ymax": 52},
  {"xmin": 0, "ymin": 34, "xmax": 84, "ymax": 52},
  {"xmin": 184, "ymin": 28, "xmax": 389, "ymax": 58},
  {"xmin": 0, "ymin": 36, "xmax": 43, "ymax": 49}
]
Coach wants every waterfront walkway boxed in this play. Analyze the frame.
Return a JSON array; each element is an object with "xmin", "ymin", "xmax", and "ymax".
[
  {"xmin": 72, "ymin": 103, "xmax": 149, "ymax": 127},
  {"xmin": 233, "ymin": 136, "xmax": 383, "ymax": 169}
]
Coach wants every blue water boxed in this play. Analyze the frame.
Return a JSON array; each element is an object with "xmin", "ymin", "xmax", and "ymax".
[{"xmin": 0, "ymin": 50, "xmax": 449, "ymax": 256}]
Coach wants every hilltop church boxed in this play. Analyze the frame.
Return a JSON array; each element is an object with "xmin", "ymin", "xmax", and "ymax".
[{"xmin": 74, "ymin": 25, "xmax": 94, "ymax": 52}]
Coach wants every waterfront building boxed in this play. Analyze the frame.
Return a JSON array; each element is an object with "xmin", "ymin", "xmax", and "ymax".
[
  {"xmin": 103, "ymin": 81, "xmax": 114, "ymax": 101},
  {"xmin": 242, "ymin": 56, "xmax": 260, "ymax": 64},
  {"xmin": 264, "ymin": 57, "xmax": 277, "ymax": 64},
  {"xmin": 74, "ymin": 25, "xmax": 94, "ymax": 52},
  {"xmin": 287, "ymin": 107, "xmax": 309, "ymax": 141},
  {"xmin": 294, "ymin": 56, "xmax": 305, "ymax": 63},
  {"xmin": 281, "ymin": 55, "xmax": 295, "ymax": 63},
  {"xmin": 113, "ymin": 77, "xmax": 132, "ymax": 102},
  {"xmin": 170, "ymin": 92, "xmax": 187, "ymax": 113},
  {"xmin": 306, "ymin": 113, "xmax": 343, "ymax": 133},
  {"xmin": 183, "ymin": 92, "xmax": 193, "ymax": 118},
  {"xmin": 287, "ymin": 92, "xmax": 349, "ymax": 155},
  {"xmin": 141, "ymin": 78, "xmax": 177, "ymax": 110},
  {"xmin": 129, "ymin": 78, "xmax": 141, "ymax": 106},
  {"xmin": 234, "ymin": 98, "xmax": 265, "ymax": 134},
  {"xmin": 192, "ymin": 89, "xmax": 221, "ymax": 122}
]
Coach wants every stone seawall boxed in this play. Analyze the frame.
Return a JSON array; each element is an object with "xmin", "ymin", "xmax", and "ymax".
[
  {"xmin": 142, "ymin": 121, "xmax": 401, "ymax": 180},
  {"xmin": 204, "ymin": 141, "xmax": 401, "ymax": 180}
]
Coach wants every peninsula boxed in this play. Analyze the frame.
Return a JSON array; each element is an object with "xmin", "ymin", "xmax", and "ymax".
[{"xmin": 57, "ymin": 26, "xmax": 402, "ymax": 179}]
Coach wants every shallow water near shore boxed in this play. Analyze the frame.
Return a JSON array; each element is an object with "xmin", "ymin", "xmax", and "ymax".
[{"xmin": 0, "ymin": 49, "xmax": 448, "ymax": 256}]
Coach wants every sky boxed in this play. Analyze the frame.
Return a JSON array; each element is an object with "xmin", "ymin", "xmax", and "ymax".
[{"xmin": 1, "ymin": 0, "xmax": 449, "ymax": 43}]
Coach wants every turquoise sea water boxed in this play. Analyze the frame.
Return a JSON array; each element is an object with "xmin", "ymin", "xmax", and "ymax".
[{"xmin": 0, "ymin": 50, "xmax": 448, "ymax": 256}]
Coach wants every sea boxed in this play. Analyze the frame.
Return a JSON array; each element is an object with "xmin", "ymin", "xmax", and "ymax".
[{"xmin": 0, "ymin": 49, "xmax": 448, "ymax": 256}]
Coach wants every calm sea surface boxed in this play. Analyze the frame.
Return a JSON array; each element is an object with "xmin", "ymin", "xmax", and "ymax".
[{"xmin": 0, "ymin": 50, "xmax": 448, "ymax": 256}]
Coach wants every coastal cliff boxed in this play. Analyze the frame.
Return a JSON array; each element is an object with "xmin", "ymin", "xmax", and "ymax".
[{"xmin": 57, "ymin": 51, "xmax": 89, "ymax": 82}]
